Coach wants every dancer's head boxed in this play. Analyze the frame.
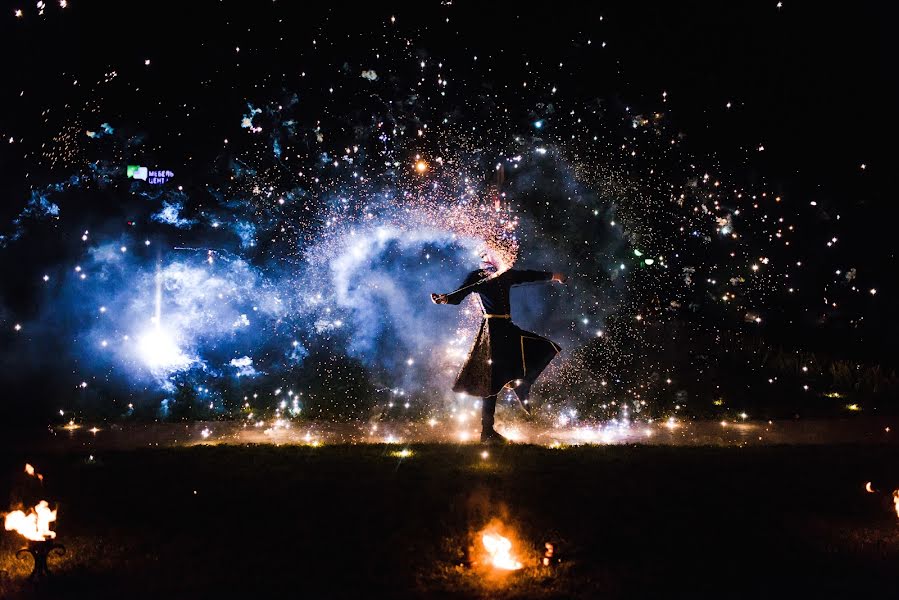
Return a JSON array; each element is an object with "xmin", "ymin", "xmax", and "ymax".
[{"xmin": 478, "ymin": 245, "xmax": 500, "ymax": 272}]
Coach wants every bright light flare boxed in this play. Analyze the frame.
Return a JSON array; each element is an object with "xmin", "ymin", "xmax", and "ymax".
[
  {"xmin": 4, "ymin": 501, "xmax": 57, "ymax": 541},
  {"xmin": 481, "ymin": 531, "xmax": 522, "ymax": 571},
  {"xmin": 137, "ymin": 326, "xmax": 192, "ymax": 372}
]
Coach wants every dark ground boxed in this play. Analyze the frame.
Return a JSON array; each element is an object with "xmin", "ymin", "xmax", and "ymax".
[{"xmin": 2, "ymin": 443, "xmax": 899, "ymax": 599}]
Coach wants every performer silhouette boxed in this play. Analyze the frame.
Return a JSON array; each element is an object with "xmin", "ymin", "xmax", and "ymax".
[{"xmin": 431, "ymin": 249, "xmax": 566, "ymax": 444}]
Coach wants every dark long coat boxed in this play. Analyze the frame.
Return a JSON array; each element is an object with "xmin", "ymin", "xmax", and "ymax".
[{"xmin": 443, "ymin": 268, "xmax": 561, "ymax": 400}]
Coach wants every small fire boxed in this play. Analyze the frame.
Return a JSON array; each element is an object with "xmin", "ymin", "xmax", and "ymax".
[
  {"xmin": 4, "ymin": 501, "xmax": 57, "ymax": 541},
  {"xmin": 543, "ymin": 542, "xmax": 554, "ymax": 566},
  {"xmin": 4, "ymin": 463, "xmax": 58, "ymax": 541},
  {"xmin": 481, "ymin": 531, "xmax": 522, "ymax": 571},
  {"xmin": 25, "ymin": 463, "xmax": 44, "ymax": 483},
  {"xmin": 893, "ymin": 490, "xmax": 899, "ymax": 519}
]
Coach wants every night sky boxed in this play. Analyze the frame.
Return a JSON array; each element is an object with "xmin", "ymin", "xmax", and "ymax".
[{"xmin": 0, "ymin": 1, "xmax": 894, "ymax": 425}]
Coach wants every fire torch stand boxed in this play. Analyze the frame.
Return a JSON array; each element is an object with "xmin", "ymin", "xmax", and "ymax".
[{"xmin": 16, "ymin": 539, "xmax": 66, "ymax": 582}]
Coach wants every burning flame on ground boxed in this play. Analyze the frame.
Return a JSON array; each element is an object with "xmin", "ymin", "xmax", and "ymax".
[
  {"xmin": 481, "ymin": 531, "xmax": 522, "ymax": 571},
  {"xmin": 3, "ymin": 464, "xmax": 57, "ymax": 541},
  {"xmin": 4, "ymin": 501, "xmax": 57, "ymax": 541},
  {"xmin": 543, "ymin": 543, "xmax": 554, "ymax": 566},
  {"xmin": 863, "ymin": 481, "xmax": 899, "ymax": 519}
]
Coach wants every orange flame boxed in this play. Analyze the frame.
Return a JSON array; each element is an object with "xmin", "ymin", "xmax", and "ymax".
[
  {"xmin": 4, "ymin": 501, "xmax": 57, "ymax": 541},
  {"xmin": 893, "ymin": 489, "xmax": 899, "ymax": 519},
  {"xmin": 25, "ymin": 463, "xmax": 44, "ymax": 483},
  {"xmin": 481, "ymin": 531, "xmax": 522, "ymax": 571},
  {"xmin": 543, "ymin": 542, "xmax": 554, "ymax": 566}
]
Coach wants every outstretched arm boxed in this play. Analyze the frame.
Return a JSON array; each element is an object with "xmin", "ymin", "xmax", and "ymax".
[
  {"xmin": 508, "ymin": 269, "xmax": 568, "ymax": 285},
  {"xmin": 431, "ymin": 270, "xmax": 483, "ymax": 305}
]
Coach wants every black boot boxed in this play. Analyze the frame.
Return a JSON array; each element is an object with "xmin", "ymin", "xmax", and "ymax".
[
  {"xmin": 480, "ymin": 395, "xmax": 511, "ymax": 445},
  {"xmin": 481, "ymin": 428, "xmax": 510, "ymax": 445}
]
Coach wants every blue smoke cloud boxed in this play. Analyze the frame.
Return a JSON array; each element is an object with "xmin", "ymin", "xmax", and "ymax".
[
  {"xmin": 1, "ymin": 151, "xmax": 625, "ymax": 421},
  {"xmin": 0, "ymin": 65, "xmax": 645, "ymax": 424},
  {"xmin": 151, "ymin": 201, "xmax": 196, "ymax": 229},
  {"xmin": 229, "ymin": 356, "xmax": 259, "ymax": 377},
  {"xmin": 1, "ymin": 188, "xmax": 62, "ymax": 247}
]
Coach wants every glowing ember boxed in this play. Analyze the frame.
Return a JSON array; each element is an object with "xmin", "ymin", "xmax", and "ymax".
[{"xmin": 481, "ymin": 531, "xmax": 522, "ymax": 571}]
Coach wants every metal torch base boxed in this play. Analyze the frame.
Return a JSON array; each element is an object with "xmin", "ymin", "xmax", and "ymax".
[{"xmin": 16, "ymin": 539, "xmax": 66, "ymax": 582}]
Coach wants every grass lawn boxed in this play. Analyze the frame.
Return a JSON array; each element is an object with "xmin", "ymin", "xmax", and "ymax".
[{"xmin": 2, "ymin": 443, "xmax": 899, "ymax": 598}]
